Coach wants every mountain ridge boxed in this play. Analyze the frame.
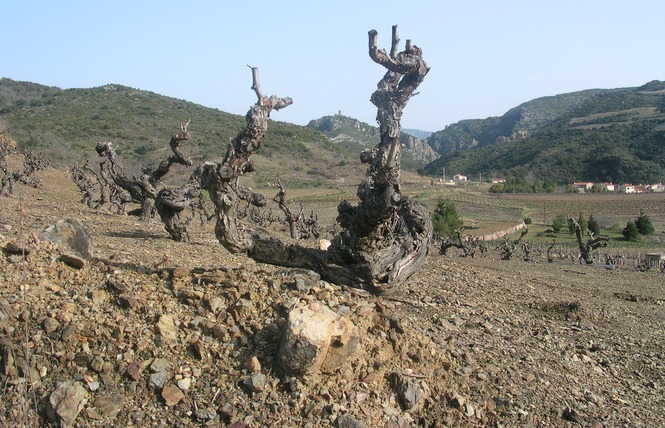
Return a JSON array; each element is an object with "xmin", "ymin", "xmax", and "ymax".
[
  {"xmin": 2, "ymin": 77, "xmax": 664, "ymax": 186},
  {"xmin": 306, "ymin": 114, "xmax": 439, "ymax": 169},
  {"xmin": 0, "ymin": 78, "xmax": 358, "ymax": 188},
  {"xmin": 422, "ymin": 81, "xmax": 665, "ymax": 184}
]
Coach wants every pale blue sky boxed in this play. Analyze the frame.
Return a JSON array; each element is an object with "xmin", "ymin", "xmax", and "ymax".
[{"xmin": 4, "ymin": 0, "xmax": 664, "ymax": 131}]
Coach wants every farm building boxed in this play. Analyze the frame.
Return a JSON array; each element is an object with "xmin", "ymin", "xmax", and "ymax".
[
  {"xmin": 600, "ymin": 182, "xmax": 615, "ymax": 192},
  {"xmin": 648, "ymin": 183, "xmax": 665, "ymax": 193},
  {"xmin": 573, "ymin": 182, "xmax": 594, "ymax": 192},
  {"xmin": 619, "ymin": 184, "xmax": 636, "ymax": 193}
]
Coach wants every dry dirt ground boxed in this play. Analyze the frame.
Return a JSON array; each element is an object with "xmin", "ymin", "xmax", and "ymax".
[{"xmin": 1, "ymin": 169, "xmax": 664, "ymax": 427}]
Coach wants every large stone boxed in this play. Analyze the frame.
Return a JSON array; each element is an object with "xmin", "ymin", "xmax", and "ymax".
[
  {"xmin": 337, "ymin": 413, "xmax": 365, "ymax": 428},
  {"xmin": 47, "ymin": 381, "xmax": 88, "ymax": 428},
  {"xmin": 40, "ymin": 219, "xmax": 94, "ymax": 259},
  {"xmin": 275, "ymin": 302, "xmax": 360, "ymax": 376},
  {"xmin": 86, "ymin": 393, "xmax": 124, "ymax": 421},
  {"xmin": 156, "ymin": 314, "xmax": 178, "ymax": 344},
  {"xmin": 161, "ymin": 386, "xmax": 185, "ymax": 406},
  {"xmin": 391, "ymin": 374, "xmax": 424, "ymax": 410}
]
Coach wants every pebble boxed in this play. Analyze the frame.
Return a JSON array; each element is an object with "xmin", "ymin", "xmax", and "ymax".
[
  {"xmin": 90, "ymin": 357, "xmax": 104, "ymax": 373},
  {"xmin": 337, "ymin": 413, "xmax": 365, "ymax": 428},
  {"xmin": 126, "ymin": 361, "xmax": 141, "ymax": 381},
  {"xmin": 86, "ymin": 393, "xmax": 123, "ymax": 420},
  {"xmin": 43, "ymin": 317, "xmax": 60, "ymax": 334},
  {"xmin": 149, "ymin": 371, "xmax": 167, "ymax": 389},
  {"xmin": 60, "ymin": 253, "xmax": 86, "ymax": 269},
  {"xmin": 156, "ymin": 314, "xmax": 178, "ymax": 344},
  {"xmin": 48, "ymin": 381, "xmax": 88, "ymax": 428},
  {"xmin": 177, "ymin": 377, "xmax": 192, "ymax": 391},
  {"xmin": 246, "ymin": 356, "xmax": 261, "ymax": 373},
  {"xmin": 161, "ymin": 386, "xmax": 185, "ymax": 406},
  {"xmin": 150, "ymin": 358, "xmax": 170, "ymax": 373},
  {"xmin": 244, "ymin": 373, "xmax": 267, "ymax": 392}
]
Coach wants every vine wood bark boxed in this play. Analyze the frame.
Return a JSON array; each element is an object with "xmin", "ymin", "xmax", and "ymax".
[
  {"xmin": 95, "ymin": 121, "xmax": 191, "ymax": 220},
  {"xmin": 568, "ymin": 217, "xmax": 610, "ymax": 264},
  {"xmin": 201, "ymin": 27, "xmax": 432, "ymax": 295},
  {"xmin": 0, "ymin": 131, "xmax": 48, "ymax": 196},
  {"xmin": 270, "ymin": 179, "xmax": 320, "ymax": 240}
]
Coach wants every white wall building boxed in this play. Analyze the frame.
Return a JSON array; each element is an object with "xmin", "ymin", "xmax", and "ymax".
[{"xmin": 619, "ymin": 184, "xmax": 636, "ymax": 193}]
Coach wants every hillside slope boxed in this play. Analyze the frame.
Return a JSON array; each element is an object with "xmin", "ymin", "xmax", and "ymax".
[
  {"xmin": 422, "ymin": 81, "xmax": 665, "ymax": 184},
  {"xmin": 1, "ymin": 169, "xmax": 664, "ymax": 427},
  {"xmin": 0, "ymin": 78, "xmax": 356, "ymax": 188},
  {"xmin": 307, "ymin": 114, "xmax": 439, "ymax": 170}
]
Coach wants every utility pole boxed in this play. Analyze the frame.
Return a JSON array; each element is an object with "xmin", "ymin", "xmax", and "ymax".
[{"xmin": 442, "ymin": 166, "xmax": 446, "ymax": 182}]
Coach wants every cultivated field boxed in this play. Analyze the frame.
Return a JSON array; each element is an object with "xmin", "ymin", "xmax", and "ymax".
[
  {"xmin": 499, "ymin": 192, "xmax": 665, "ymax": 231},
  {"xmin": 278, "ymin": 179, "xmax": 665, "ymax": 253}
]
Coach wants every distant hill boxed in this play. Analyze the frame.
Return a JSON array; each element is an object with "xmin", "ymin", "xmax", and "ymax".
[
  {"xmin": 0, "ymin": 78, "xmax": 357, "ymax": 188},
  {"xmin": 306, "ymin": 114, "xmax": 439, "ymax": 170},
  {"xmin": 402, "ymin": 128, "xmax": 432, "ymax": 139},
  {"xmin": 421, "ymin": 81, "xmax": 665, "ymax": 185},
  {"xmin": 4, "ymin": 77, "xmax": 664, "ymax": 188}
]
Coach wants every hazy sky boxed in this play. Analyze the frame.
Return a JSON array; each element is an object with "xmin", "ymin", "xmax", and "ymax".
[{"xmin": 5, "ymin": 1, "xmax": 664, "ymax": 131}]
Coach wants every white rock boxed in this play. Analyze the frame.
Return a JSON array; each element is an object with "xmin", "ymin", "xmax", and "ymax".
[
  {"xmin": 276, "ymin": 301, "xmax": 360, "ymax": 375},
  {"xmin": 47, "ymin": 381, "xmax": 88, "ymax": 428},
  {"xmin": 156, "ymin": 314, "xmax": 178, "ymax": 344}
]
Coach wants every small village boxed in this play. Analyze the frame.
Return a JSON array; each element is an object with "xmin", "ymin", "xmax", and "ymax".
[
  {"xmin": 434, "ymin": 173, "xmax": 665, "ymax": 194},
  {"xmin": 571, "ymin": 181, "xmax": 665, "ymax": 193}
]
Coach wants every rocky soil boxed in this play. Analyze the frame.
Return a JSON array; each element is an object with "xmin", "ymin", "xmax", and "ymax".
[{"xmin": 1, "ymin": 169, "xmax": 664, "ymax": 427}]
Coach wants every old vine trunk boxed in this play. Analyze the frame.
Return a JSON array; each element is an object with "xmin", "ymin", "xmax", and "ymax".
[
  {"xmin": 96, "ymin": 121, "xmax": 191, "ymax": 220},
  {"xmin": 202, "ymin": 27, "xmax": 432, "ymax": 295}
]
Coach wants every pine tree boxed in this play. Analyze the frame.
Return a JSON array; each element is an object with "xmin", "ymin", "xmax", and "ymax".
[
  {"xmin": 635, "ymin": 211, "xmax": 655, "ymax": 235},
  {"xmin": 587, "ymin": 214, "xmax": 600, "ymax": 236},
  {"xmin": 431, "ymin": 199, "xmax": 464, "ymax": 238},
  {"xmin": 622, "ymin": 221, "xmax": 639, "ymax": 241}
]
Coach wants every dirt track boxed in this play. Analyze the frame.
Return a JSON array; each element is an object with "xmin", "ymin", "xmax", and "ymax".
[{"xmin": 1, "ymin": 169, "xmax": 664, "ymax": 427}]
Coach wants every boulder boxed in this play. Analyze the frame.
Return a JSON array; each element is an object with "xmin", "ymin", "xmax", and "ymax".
[
  {"xmin": 276, "ymin": 302, "xmax": 360, "ymax": 376},
  {"xmin": 155, "ymin": 314, "xmax": 178, "ymax": 345},
  {"xmin": 47, "ymin": 381, "xmax": 88, "ymax": 428},
  {"xmin": 40, "ymin": 219, "xmax": 93, "ymax": 259}
]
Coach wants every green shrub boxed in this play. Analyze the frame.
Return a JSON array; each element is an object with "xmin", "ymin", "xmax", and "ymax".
[
  {"xmin": 635, "ymin": 211, "xmax": 655, "ymax": 235},
  {"xmin": 552, "ymin": 215, "xmax": 567, "ymax": 232},
  {"xmin": 576, "ymin": 213, "xmax": 588, "ymax": 235},
  {"xmin": 587, "ymin": 214, "xmax": 600, "ymax": 235},
  {"xmin": 622, "ymin": 221, "xmax": 640, "ymax": 241},
  {"xmin": 431, "ymin": 199, "xmax": 464, "ymax": 239}
]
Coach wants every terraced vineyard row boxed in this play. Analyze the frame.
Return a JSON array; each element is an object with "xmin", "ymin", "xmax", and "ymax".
[
  {"xmin": 498, "ymin": 192, "xmax": 665, "ymax": 230},
  {"xmin": 251, "ymin": 185, "xmax": 664, "ymax": 246},
  {"xmin": 286, "ymin": 186, "xmax": 527, "ymax": 236}
]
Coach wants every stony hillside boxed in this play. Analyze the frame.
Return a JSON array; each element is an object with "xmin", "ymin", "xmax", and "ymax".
[
  {"xmin": 426, "ymin": 89, "xmax": 606, "ymax": 155},
  {"xmin": 0, "ymin": 78, "xmax": 356, "ymax": 188},
  {"xmin": 306, "ymin": 115, "xmax": 439, "ymax": 170},
  {"xmin": 1, "ymin": 168, "xmax": 664, "ymax": 427},
  {"xmin": 422, "ymin": 81, "xmax": 665, "ymax": 184}
]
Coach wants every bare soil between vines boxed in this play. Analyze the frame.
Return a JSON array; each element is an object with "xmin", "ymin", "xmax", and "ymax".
[{"xmin": 1, "ymin": 169, "xmax": 664, "ymax": 427}]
